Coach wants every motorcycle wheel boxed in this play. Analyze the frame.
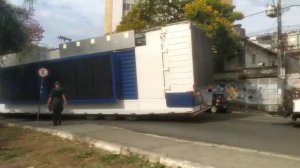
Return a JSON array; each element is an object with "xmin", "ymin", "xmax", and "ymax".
[{"xmin": 211, "ymin": 106, "xmax": 217, "ymax": 113}]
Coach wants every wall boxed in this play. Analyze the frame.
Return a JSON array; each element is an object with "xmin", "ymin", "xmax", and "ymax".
[
  {"xmin": 111, "ymin": 0, "xmax": 123, "ymax": 32},
  {"xmin": 46, "ymin": 49, "xmax": 60, "ymax": 60},
  {"xmin": 250, "ymin": 30, "xmax": 300, "ymax": 54},
  {"xmin": 224, "ymin": 42, "xmax": 276, "ymax": 71},
  {"xmin": 161, "ymin": 22, "xmax": 194, "ymax": 93},
  {"xmin": 59, "ymin": 31, "xmax": 135, "ymax": 58},
  {"xmin": 135, "ymin": 30, "xmax": 165, "ymax": 100},
  {"xmin": 286, "ymin": 55, "xmax": 300, "ymax": 73},
  {"xmin": 0, "ymin": 48, "xmax": 60, "ymax": 68},
  {"xmin": 216, "ymin": 78, "xmax": 280, "ymax": 111},
  {"xmin": 287, "ymin": 73, "xmax": 300, "ymax": 89},
  {"xmin": 286, "ymin": 31, "xmax": 300, "ymax": 51},
  {"xmin": 191, "ymin": 24, "xmax": 214, "ymax": 88},
  {"xmin": 245, "ymin": 43, "xmax": 277, "ymax": 68},
  {"xmin": 104, "ymin": 0, "xmax": 113, "ymax": 34}
]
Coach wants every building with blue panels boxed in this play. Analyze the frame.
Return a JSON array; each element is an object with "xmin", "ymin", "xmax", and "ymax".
[{"xmin": 0, "ymin": 21, "xmax": 213, "ymax": 116}]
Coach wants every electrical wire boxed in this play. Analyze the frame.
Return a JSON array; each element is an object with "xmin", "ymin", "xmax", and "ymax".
[{"xmin": 247, "ymin": 24, "xmax": 300, "ymax": 37}]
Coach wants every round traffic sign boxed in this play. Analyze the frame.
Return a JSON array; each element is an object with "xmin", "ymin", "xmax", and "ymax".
[{"xmin": 38, "ymin": 68, "xmax": 48, "ymax": 77}]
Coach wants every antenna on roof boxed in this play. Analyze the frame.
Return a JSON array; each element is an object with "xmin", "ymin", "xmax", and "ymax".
[{"xmin": 57, "ymin": 36, "xmax": 72, "ymax": 43}]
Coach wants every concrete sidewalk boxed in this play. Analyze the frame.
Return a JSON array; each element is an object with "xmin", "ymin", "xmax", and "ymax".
[{"xmin": 1, "ymin": 117, "xmax": 300, "ymax": 168}]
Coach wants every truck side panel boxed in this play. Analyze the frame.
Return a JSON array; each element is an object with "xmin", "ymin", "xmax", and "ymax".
[{"xmin": 191, "ymin": 25, "xmax": 213, "ymax": 89}]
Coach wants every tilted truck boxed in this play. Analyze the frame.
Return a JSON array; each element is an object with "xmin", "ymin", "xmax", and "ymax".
[
  {"xmin": 0, "ymin": 21, "xmax": 214, "ymax": 119},
  {"xmin": 292, "ymin": 99, "xmax": 300, "ymax": 122}
]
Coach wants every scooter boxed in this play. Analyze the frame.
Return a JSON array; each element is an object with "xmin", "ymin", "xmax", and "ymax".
[{"xmin": 211, "ymin": 94, "xmax": 228, "ymax": 113}]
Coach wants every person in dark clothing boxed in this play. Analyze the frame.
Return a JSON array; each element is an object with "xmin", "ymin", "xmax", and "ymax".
[{"xmin": 47, "ymin": 81, "xmax": 67, "ymax": 126}]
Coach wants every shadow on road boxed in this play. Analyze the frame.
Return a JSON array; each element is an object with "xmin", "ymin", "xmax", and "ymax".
[
  {"xmin": 0, "ymin": 113, "xmax": 87, "ymax": 121},
  {"xmin": 0, "ymin": 112, "xmax": 263, "ymax": 124},
  {"xmin": 130, "ymin": 112, "xmax": 253, "ymax": 123},
  {"xmin": 271, "ymin": 120, "xmax": 300, "ymax": 128}
]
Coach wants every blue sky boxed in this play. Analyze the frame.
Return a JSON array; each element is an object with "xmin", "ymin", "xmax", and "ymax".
[
  {"xmin": 234, "ymin": 0, "xmax": 300, "ymax": 36},
  {"xmin": 9, "ymin": 0, "xmax": 300, "ymax": 48},
  {"xmin": 10, "ymin": 0, "xmax": 105, "ymax": 48}
]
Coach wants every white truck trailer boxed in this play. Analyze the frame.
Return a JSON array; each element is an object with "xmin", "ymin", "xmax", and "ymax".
[
  {"xmin": 0, "ymin": 21, "xmax": 213, "ymax": 117},
  {"xmin": 292, "ymin": 99, "xmax": 300, "ymax": 121}
]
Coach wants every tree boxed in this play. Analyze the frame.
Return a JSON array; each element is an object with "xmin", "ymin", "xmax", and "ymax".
[
  {"xmin": 116, "ymin": 0, "xmax": 244, "ymax": 71},
  {"xmin": 17, "ymin": 0, "xmax": 44, "ymax": 44},
  {"xmin": 117, "ymin": 0, "xmax": 190, "ymax": 32},
  {"xmin": 184, "ymin": 0, "xmax": 243, "ymax": 70},
  {"xmin": 0, "ymin": 0, "xmax": 44, "ymax": 56},
  {"xmin": 19, "ymin": 8, "xmax": 44, "ymax": 43},
  {"xmin": 0, "ymin": 0, "xmax": 28, "ymax": 55}
]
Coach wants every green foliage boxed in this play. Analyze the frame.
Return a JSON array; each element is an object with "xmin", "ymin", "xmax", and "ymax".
[
  {"xmin": 116, "ymin": 3, "xmax": 148, "ymax": 32},
  {"xmin": 74, "ymin": 150, "xmax": 96, "ymax": 160},
  {"xmin": 0, "ymin": 0, "xmax": 44, "ymax": 57},
  {"xmin": 116, "ymin": 0, "xmax": 190, "ymax": 32},
  {"xmin": 184, "ymin": 0, "xmax": 243, "ymax": 62},
  {"xmin": 99, "ymin": 153, "xmax": 165, "ymax": 167},
  {"xmin": 0, "ymin": 147, "xmax": 24, "ymax": 161},
  {"xmin": 116, "ymin": 0, "xmax": 244, "ymax": 68},
  {"xmin": 0, "ymin": 0, "xmax": 28, "ymax": 55}
]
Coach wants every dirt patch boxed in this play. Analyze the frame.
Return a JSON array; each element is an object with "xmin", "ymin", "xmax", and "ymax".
[{"xmin": 0, "ymin": 125, "xmax": 165, "ymax": 168}]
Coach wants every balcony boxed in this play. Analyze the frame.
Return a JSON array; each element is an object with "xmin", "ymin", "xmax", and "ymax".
[{"xmin": 239, "ymin": 66, "xmax": 278, "ymax": 79}]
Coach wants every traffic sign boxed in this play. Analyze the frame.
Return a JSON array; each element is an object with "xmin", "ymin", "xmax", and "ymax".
[{"xmin": 38, "ymin": 68, "xmax": 48, "ymax": 77}]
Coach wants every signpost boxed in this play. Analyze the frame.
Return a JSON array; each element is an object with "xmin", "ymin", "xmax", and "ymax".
[{"xmin": 37, "ymin": 68, "xmax": 48, "ymax": 121}]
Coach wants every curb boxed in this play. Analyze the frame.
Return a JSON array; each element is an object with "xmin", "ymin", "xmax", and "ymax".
[{"xmin": 3, "ymin": 122, "xmax": 215, "ymax": 168}]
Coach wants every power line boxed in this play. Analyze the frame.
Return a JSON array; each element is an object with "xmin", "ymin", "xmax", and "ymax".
[
  {"xmin": 247, "ymin": 24, "xmax": 300, "ymax": 36},
  {"xmin": 243, "ymin": 4, "xmax": 300, "ymax": 18}
]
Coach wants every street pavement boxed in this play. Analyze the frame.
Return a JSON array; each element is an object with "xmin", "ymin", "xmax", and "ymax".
[
  {"xmin": 101, "ymin": 112, "xmax": 300, "ymax": 157},
  {"xmin": 0, "ymin": 112, "xmax": 300, "ymax": 168}
]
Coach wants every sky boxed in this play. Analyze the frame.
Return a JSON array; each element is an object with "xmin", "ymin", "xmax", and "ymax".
[
  {"xmin": 234, "ymin": 0, "xmax": 300, "ymax": 36},
  {"xmin": 10, "ymin": 0, "xmax": 105, "ymax": 48},
  {"xmin": 9, "ymin": 0, "xmax": 300, "ymax": 48}
]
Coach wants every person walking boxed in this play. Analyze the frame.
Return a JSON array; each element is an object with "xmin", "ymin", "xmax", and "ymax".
[{"xmin": 47, "ymin": 81, "xmax": 67, "ymax": 126}]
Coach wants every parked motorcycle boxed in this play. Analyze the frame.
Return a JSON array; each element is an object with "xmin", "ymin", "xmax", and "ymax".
[{"xmin": 211, "ymin": 94, "xmax": 228, "ymax": 113}]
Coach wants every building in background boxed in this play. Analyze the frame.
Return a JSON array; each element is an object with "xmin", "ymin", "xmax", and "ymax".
[
  {"xmin": 249, "ymin": 30, "xmax": 300, "ymax": 74},
  {"xmin": 249, "ymin": 30, "xmax": 300, "ymax": 55},
  {"xmin": 214, "ymin": 26, "xmax": 300, "ymax": 112},
  {"xmin": 104, "ymin": 0, "xmax": 136, "ymax": 34},
  {"xmin": 104, "ymin": 0, "xmax": 232, "ymax": 34}
]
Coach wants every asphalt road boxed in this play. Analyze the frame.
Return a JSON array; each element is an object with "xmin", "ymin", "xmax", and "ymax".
[{"xmin": 98, "ymin": 112, "xmax": 300, "ymax": 157}]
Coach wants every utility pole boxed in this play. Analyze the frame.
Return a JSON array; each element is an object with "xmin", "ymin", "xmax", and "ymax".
[
  {"xmin": 267, "ymin": 0, "xmax": 285, "ymax": 111},
  {"xmin": 277, "ymin": 0, "xmax": 285, "ymax": 109}
]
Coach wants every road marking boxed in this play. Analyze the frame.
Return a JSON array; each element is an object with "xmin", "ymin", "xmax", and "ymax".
[{"xmin": 3, "ymin": 120, "xmax": 300, "ymax": 163}]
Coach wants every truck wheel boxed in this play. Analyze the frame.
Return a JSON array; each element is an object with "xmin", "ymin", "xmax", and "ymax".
[{"xmin": 292, "ymin": 115, "xmax": 297, "ymax": 121}]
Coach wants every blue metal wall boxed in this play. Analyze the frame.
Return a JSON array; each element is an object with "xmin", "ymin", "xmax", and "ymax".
[
  {"xmin": 0, "ymin": 49, "xmax": 139, "ymax": 104},
  {"xmin": 165, "ymin": 92, "xmax": 196, "ymax": 107},
  {"xmin": 115, "ymin": 50, "xmax": 138, "ymax": 100}
]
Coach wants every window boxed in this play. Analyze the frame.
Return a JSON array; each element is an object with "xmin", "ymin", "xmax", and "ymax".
[
  {"xmin": 251, "ymin": 54, "xmax": 256, "ymax": 64},
  {"xmin": 123, "ymin": 3, "xmax": 132, "ymax": 12},
  {"xmin": 123, "ymin": 3, "xmax": 127, "ymax": 11},
  {"xmin": 126, "ymin": 4, "xmax": 130, "ymax": 11},
  {"xmin": 122, "ymin": 1, "xmax": 135, "ymax": 17},
  {"xmin": 90, "ymin": 39, "xmax": 95, "ymax": 44}
]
